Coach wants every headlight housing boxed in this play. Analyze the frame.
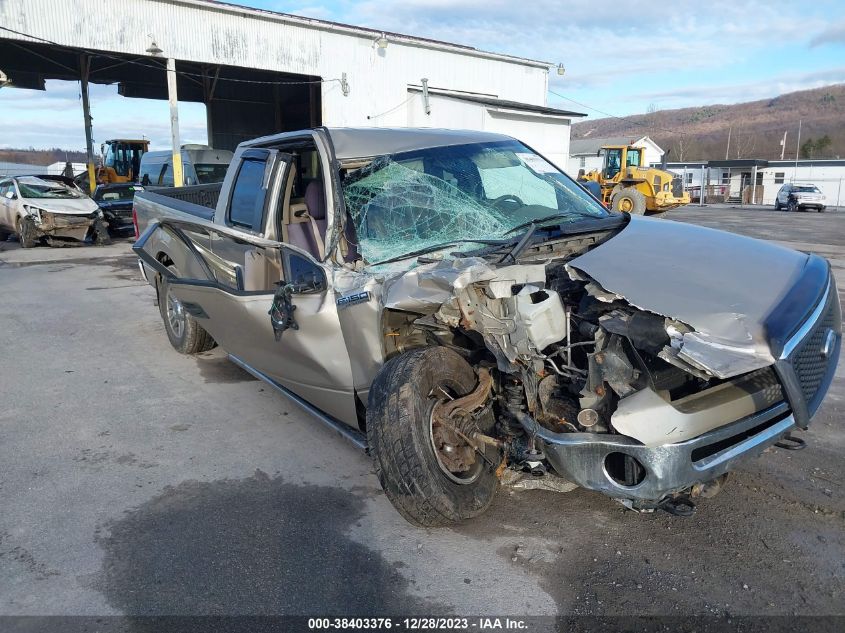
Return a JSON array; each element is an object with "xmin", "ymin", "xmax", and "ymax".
[{"xmin": 23, "ymin": 205, "xmax": 43, "ymax": 224}]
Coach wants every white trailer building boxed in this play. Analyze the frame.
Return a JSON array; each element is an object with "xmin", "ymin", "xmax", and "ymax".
[
  {"xmin": 666, "ymin": 159, "xmax": 845, "ymax": 208},
  {"xmin": 0, "ymin": 0, "xmax": 584, "ymax": 179}
]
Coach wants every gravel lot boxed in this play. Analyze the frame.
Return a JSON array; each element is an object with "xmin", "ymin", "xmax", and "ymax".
[{"xmin": 0, "ymin": 205, "xmax": 843, "ymax": 618}]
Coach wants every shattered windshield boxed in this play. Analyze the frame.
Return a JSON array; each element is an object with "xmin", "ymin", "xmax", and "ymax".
[
  {"xmin": 18, "ymin": 177, "xmax": 83, "ymax": 199},
  {"xmin": 342, "ymin": 140, "xmax": 609, "ymax": 264}
]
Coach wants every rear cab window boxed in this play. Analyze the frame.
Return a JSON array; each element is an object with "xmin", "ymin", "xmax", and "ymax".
[{"xmin": 227, "ymin": 155, "xmax": 270, "ymax": 232}]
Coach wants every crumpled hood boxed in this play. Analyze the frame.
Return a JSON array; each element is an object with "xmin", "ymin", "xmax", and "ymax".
[
  {"xmin": 567, "ymin": 215, "xmax": 816, "ymax": 378},
  {"xmin": 28, "ymin": 196, "xmax": 98, "ymax": 215}
]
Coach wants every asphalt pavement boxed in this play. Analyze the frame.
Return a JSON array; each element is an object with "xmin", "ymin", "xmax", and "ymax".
[{"xmin": 0, "ymin": 205, "xmax": 843, "ymax": 618}]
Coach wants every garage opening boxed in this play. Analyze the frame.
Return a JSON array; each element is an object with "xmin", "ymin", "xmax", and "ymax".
[{"xmin": 0, "ymin": 38, "xmax": 322, "ymax": 152}]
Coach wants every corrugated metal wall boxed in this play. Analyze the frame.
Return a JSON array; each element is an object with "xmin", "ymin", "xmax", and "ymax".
[{"xmin": 1, "ymin": 0, "xmax": 566, "ymax": 155}]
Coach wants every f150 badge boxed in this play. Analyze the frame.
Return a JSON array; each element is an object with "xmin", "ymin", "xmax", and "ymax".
[{"xmin": 337, "ymin": 291, "xmax": 371, "ymax": 309}]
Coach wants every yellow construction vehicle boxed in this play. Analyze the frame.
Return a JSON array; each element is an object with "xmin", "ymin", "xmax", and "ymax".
[
  {"xmin": 97, "ymin": 139, "xmax": 149, "ymax": 184},
  {"xmin": 582, "ymin": 144, "xmax": 689, "ymax": 214}
]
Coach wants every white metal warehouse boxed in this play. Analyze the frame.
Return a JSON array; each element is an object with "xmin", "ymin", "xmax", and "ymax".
[{"xmin": 0, "ymin": 0, "xmax": 583, "ymax": 167}]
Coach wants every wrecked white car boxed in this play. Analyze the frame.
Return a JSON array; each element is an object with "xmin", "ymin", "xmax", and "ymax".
[
  {"xmin": 0, "ymin": 175, "xmax": 109, "ymax": 247},
  {"xmin": 133, "ymin": 128, "xmax": 841, "ymax": 525}
]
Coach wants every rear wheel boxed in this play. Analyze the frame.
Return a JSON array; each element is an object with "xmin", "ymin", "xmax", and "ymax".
[
  {"xmin": 773, "ymin": 199, "xmax": 781, "ymax": 211},
  {"xmin": 16, "ymin": 216, "xmax": 38, "ymax": 248},
  {"xmin": 611, "ymin": 187, "xmax": 647, "ymax": 215},
  {"xmin": 158, "ymin": 265, "xmax": 216, "ymax": 354},
  {"xmin": 0, "ymin": 227, "xmax": 10, "ymax": 242},
  {"xmin": 367, "ymin": 347, "xmax": 499, "ymax": 527}
]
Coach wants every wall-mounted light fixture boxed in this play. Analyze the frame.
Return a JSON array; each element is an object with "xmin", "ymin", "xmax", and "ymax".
[
  {"xmin": 374, "ymin": 33, "xmax": 389, "ymax": 49},
  {"xmin": 556, "ymin": 63, "xmax": 566, "ymax": 76},
  {"xmin": 146, "ymin": 35, "xmax": 164, "ymax": 57},
  {"xmin": 0, "ymin": 70, "xmax": 10, "ymax": 88}
]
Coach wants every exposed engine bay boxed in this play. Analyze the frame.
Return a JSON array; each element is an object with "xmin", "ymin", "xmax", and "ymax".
[{"xmin": 376, "ymin": 226, "xmax": 788, "ymax": 513}]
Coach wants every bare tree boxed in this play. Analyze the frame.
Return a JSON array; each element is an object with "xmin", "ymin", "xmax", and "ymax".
[
  {"xmin": 645, "ymin": 103, "xmax": 662, "ymax": 140},
  {"xmin": 733, "ymin": 125, "xmax": 757, "ymax": 159},
  {"xmin": 674, "ymin": 135, "xmax": 688, "ymax": 162}
]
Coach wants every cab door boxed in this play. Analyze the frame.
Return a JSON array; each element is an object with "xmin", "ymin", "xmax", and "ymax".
[{"xmin": 135, "ymin": 148, "xmax": 358, "ymax": 427}]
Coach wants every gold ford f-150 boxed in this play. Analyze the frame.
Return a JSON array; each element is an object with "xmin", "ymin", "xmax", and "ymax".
[{"xmin": 132, "ymin": 127, "xmax": 841, "ymax": 525}]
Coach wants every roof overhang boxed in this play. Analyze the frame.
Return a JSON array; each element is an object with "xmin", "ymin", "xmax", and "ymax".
[
  {"xmin": 177, "ymin": 0, "xmax": 552, "ymax": 68},
  {"xmin": 408, "ymin": 86, "xmax": 585, "ymax": 118}
]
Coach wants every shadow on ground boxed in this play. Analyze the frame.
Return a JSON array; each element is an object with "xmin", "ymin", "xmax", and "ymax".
[{"xmin": 93, "ymin": 471, "xmax": 445, "ymax": 615}]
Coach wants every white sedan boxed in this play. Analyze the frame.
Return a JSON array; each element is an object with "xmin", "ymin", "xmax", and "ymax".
[{"xmin": 0, "ymin": 175, "xmax": 109, "ymax": 247}]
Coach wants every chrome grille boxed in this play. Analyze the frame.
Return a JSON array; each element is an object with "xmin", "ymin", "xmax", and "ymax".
[{"xmin": 791, "ymin": 293, "xmax": 838, "ymax": 404}]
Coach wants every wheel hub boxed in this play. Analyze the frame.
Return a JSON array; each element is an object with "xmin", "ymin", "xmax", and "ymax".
[
  {"xmin": 166, "ymin": 291, "xmax": 186, "ymax": 338},
  {"xmin": 431, "ymin": 411, "xmax": 478, "ymax": 474},
  {"xmin": 428, "ymin": 370, "xmax": 494, "ymax": 485}
]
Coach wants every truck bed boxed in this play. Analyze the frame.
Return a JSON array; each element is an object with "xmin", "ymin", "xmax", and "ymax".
[{"xmin": 134, "ymin": 183, "xmax": 221, "ymax": 235}]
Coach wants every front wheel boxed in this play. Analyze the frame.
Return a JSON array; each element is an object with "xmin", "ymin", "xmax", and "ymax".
[
  {"xmin": 158, "ymin": 265, "xmax": 216, "ymax": 354},
  {"xmin": 367, "ymin": 347, "xmax": 500, "ymax": 527},
  {"xmin": 93, "ymin": 219, "xmax": 112, "ymax": 245},
  {"xmin": 16, "ymin": 216, "xmax": 38, "ymax": 248},
  {"xmin": 611, "ymin": 187, "xmax": 647, "ymax": 215},
  {"xmin": 787, "ymin": 199, "xmax": 798, "ymax": 213}
]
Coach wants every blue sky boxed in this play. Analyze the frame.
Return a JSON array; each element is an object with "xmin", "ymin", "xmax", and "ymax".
[{"xmin": 2, "ymin": 0, "xmax": 844, "ymax": 150}]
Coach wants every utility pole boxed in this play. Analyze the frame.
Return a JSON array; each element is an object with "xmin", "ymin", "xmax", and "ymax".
[
  {"xmin": 725, "ymin": 125, "xmax": 731, "ymax": 160},
  {"xmin": 794, "ymin": 119, "xmax": 802, "ymax": 181},
  {"xmin": 166, "ymin": 57, "xmax": 184, "ymax": 187},
  {"xmin": 780, "ymin": 130, "xmax": 788, "ymax": 160},
  {"xmin": 79, "ymin": 54, "xmax": 96, "ymax": 194}
]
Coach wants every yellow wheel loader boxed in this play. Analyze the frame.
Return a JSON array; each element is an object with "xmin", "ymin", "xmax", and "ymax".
[
  {"xmin": 582, "ymin": 145, "xmax": 689, "ymax": 214},
  {"xmin": 96, "ymin": 139, "xmax": 149, "ymax": 185}
]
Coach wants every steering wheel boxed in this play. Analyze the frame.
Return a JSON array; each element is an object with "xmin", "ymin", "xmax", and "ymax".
[{"xmin": 490, "ymin": 194, "xmax": 524, "ymax": 210}]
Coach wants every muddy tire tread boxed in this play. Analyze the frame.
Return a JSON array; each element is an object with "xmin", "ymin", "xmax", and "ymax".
[{"xmin": 367, "ymin": 347, "xmax": 498, "ymax": 527}]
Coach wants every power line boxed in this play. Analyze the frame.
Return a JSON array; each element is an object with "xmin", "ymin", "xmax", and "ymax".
[
  {"xmin": 366, "ymin": 94, "xmax": 416, "ymax": 120},
  {"xmin": 548, "ymin": 88, "xmax": 689, "ymax": 137},
  {"xmin": 0, "ymin": 25, "xmax": 341, "ymax": 87}
]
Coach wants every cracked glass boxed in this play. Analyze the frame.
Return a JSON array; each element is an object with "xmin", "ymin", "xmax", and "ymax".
[{"xmin": 341, "ymin": 139, "xmax": 608, "ymax": 264}]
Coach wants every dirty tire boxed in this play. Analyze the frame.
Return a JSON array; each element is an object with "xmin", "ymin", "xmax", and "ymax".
[
  {"xmin": 17, "ymin": 216, "xmax": 38, "ymax": 248},
  {"xmin": 611, "ymin": 187, "xmax": 647, "ymax": 215},
  {"xmin": 367, "ymin": 347, "xmax": 499, "ymax": 527},
  {"xmin": 158, "ymin": 265, "xmax": 216, "ymax": 354},
  {"xmin": 93, "ymin": 219, "xmax": 112, "ymax": 245}
]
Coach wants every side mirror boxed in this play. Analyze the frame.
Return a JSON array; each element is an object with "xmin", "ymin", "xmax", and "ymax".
[
  {"xmin": 5, "ymin": 191, "xmax": 16, "ymax": 200},
  {"xmin": 269, "ymin": 284, "xmax": 298, "ymax": 340}
]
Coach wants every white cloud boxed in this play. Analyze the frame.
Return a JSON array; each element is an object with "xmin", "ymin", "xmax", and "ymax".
[
  {"xmin": 633, "ymin": 67, "xmax": 845, "ymax": 105},
  {"xmin": 809, "ymin": 20, "xmax": 845, "ymax": 47}
]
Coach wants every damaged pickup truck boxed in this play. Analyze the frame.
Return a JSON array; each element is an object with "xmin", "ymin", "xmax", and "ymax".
[{"xmin": 133, "ymin": 128, "xmax": 841, "ymax": 525}]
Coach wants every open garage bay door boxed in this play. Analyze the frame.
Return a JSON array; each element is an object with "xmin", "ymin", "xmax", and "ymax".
[{"xmin": 0, "ymin": 38, "xmax": 322, "ymax": 151}]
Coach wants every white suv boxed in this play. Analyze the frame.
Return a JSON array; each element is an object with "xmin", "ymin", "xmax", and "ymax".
[{"xmin": 775, "ymin": 183, "xmax": 827, "ymax": 212}]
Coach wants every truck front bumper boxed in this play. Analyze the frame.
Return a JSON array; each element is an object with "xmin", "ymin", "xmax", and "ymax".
[{"xmin": 539, "ymin": 402, "xmax": 793, "ymax": 504}]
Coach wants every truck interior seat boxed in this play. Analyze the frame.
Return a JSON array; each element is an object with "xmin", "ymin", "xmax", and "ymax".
[{"xmin": 286, "ymin": 180, "xmax": 327, "ymax": 259}]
